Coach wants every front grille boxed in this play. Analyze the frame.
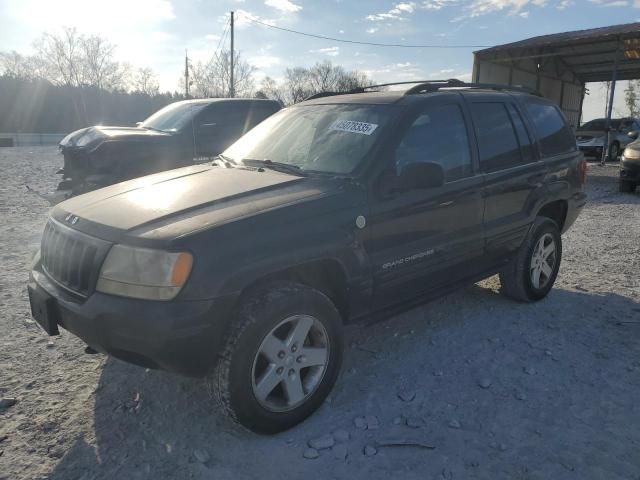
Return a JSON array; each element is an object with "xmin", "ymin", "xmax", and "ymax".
[{"xmin": 41, "ymin": 220, "xmax": 108, "ymax": 296}]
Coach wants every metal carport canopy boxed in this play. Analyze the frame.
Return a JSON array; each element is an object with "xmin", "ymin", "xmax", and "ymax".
[
  {"xmin": 473, "ymin": 22, "xmax": 640, "ymax": 163},
  {"xmin": 474, "ymin": 22, "xmax": 640, "ymax": 83}
]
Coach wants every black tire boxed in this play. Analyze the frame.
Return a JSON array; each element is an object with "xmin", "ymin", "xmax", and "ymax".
[
  {"xmin": 210, "ymin": 281, "xmax": 343, "ymax": 434},
  {"xmin": 499, "ymin": 217, "xmax": 562, "ymax": 303},
  {"xmin": 619, "ymin": 180, "xmax": 636, "ymax": 193}
]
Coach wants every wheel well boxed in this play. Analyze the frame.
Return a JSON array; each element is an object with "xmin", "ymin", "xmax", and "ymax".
[
  {"xmin": 537, "ymin": 200, "xmax": 567, "ymax": 230},
  {"xmin": 239, "ymin": 260, "xmax": 350, "ymax": 321}
]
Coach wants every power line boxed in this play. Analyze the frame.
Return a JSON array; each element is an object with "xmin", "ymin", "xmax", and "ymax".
[
  {"xmin": 239, "ymin": 14, "xmax": 491, "ymax": 49},
  {"xmin": 209, "ymin": 21, "xmax": 230, "ymax": 66}
]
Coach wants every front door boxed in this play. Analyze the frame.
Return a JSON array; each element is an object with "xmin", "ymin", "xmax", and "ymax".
[{"xmin": 365, "ymin": 96, "xmax": 485, "ymax": 307}]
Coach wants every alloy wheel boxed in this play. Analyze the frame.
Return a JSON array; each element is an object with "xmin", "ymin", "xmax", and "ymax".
[
  {"xmin": 530, "ymin": 233, "xmax": 557, "ymax": 289},
  {"xmin": 251, "ymin": 315, "xmax": 330, "ymax": 412}
]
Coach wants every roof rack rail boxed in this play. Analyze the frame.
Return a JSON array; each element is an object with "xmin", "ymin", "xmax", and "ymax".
[
  {"xmin": 303, "ymin": 79, "xmax": 541, "ymax": 101},
  {"xmin": 403, "ymin": 79, "xmax": 541, "ymax": 96}
]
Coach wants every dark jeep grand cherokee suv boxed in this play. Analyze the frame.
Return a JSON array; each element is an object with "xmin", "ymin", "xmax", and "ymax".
[{"xmin": 28, "ymin": 81, "xmax": 587, "ymax": 433}]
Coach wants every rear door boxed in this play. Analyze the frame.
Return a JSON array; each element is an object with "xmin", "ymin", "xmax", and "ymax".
[
  {"xmin": 466, "ymin": 94, "xmax": 547, "ymax": 259},
  {"xmin": 366, "ymin": 95, "xmax": 485, "ymax": 305}
]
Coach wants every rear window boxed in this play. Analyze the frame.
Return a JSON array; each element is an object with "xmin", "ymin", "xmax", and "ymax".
[{"xmin": 526, "ymin": 101, "xmax": 576, "ymax": 157}]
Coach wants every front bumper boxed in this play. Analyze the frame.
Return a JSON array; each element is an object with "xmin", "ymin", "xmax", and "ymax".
[
  {"xmin": 28, "ymin": 267, "xmax": 236, "ymax": 377},
  {"xmin": 620, "ymin": 158, "xmax": 640, "ymax": 183}
]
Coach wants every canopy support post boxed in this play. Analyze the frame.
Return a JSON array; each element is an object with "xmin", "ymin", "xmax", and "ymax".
[{"xmin": 601, "ymin": 44, "xmax": 621, "ymax": 166}]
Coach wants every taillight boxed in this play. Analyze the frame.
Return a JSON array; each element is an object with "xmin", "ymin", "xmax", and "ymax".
[{"xmin": 578, "ymin": 158, "xmax": 588, "ymax": 185}]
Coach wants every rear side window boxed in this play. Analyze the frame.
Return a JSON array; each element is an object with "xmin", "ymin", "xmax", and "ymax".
[
  {"xmin": 506, "ymin": 104, "xmax": 534, "ymax": 164},
  {"xmin": 470, "ymin": 102, "xmax": 522, "ymax": 173},
  {"xmin": 525, "ymin": 101, "xmax": 576, "ymax": 157},
  {"xmin": 395, "ymin": 104, "xmax": 473, "ymax": 182}
]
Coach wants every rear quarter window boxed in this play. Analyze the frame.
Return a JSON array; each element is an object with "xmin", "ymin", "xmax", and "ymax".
[{"xmin": 525, "ymin": 101, "xmax": 576, "ymax": 157}]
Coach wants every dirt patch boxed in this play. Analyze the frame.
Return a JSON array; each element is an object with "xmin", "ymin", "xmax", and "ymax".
[{"xmin": 1, "ymin": 148, "xmax": 639, "ymax": 480}]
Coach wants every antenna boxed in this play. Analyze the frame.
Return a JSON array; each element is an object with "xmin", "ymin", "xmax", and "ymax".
[{"xmin": 230, "ymin": 11, "xmax": 235, "ymax": 98}]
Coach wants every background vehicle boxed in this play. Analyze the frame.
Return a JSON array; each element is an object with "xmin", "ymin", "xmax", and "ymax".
[
  {"xmin": 57, "ymin": 98, "xmax": 281, "ymax": 195},
  {"xmin": 575, "ymin": 117, "xmax": 640, "ymax": 161},
  {"xmin": 28, "ymin": 80, "xmax": 586, "ymax": 434},
  {"xmin": 620, "ymin": 139, "xmax": 640, "ymax": 192}
]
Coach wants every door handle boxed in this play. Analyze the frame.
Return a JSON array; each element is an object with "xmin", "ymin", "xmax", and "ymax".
[{"xmin": 439, "ymin": 200, "xmax": 454, "ymax": 207}]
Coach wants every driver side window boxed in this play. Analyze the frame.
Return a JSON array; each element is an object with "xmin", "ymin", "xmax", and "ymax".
[{"xmin": 395, "ymin": 104, "xmax": 473, "ymax": 182}]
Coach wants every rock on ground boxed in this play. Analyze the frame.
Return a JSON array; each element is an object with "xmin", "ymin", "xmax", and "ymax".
[{"xmin": 1, "ymin": 150, "xmax": 639, "ymax": 480}]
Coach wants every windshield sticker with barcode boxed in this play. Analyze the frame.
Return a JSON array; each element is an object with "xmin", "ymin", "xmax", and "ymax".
[{"xmin": 330, "ymin": 120, "xmax": 378, "ymax": 135}]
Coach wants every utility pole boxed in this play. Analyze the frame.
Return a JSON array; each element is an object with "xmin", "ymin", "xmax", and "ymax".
[
  {"xmin": 184, "ymin": 49, "xmax": 190, "ymax": 99},
  {"xmin": 230, "ymin": 11, "xmax": 235, "ymax": 98}
]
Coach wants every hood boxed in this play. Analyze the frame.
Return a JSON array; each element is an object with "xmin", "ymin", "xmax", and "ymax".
[
  {"xmin": 53, "ymin": 165, "xmax": 333, "ymax": 239},
  {"xmin": 59, "ymin": 125, "xmax": 171, "ymax": 150}
]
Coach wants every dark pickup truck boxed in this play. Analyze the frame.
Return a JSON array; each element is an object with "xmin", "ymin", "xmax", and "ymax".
[
  {"xmin": 28, "ymin": 80, "xmax": 587, "ymax": 433},
  {"xmin": 57, "ymin": 98, "xmax": 280, "ymax": 195}
]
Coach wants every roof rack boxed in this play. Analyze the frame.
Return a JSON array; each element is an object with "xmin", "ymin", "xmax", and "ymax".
[
  {"xmin": 303, "ymin": 79, "xmax": 541, "ymax": 101},
  {"xmin": 403, "ymin": 79, "xmax": 542, "ymax": 96}
]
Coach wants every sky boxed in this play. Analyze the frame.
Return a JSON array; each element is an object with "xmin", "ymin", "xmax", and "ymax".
[{"xmin": 1, "ymin": 0, "xmax": 640, "ymax": 121}]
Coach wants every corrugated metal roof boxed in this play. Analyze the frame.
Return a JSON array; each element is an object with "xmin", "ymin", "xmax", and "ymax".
[
  {"xmin": 475, "ymin": 22, "xmax": 640, "ymax": 83},
  {"xmin": 476, "ymin": 22, "xmax": 640, "ymax": 54}
]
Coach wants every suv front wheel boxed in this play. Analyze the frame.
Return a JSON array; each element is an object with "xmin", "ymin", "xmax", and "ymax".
[
  {"xmin": 499, "ymin": 217, "xmax": 562, "ymax": 302},
  {"xmin": 210, "ymin": 281, "xmax": 343, "ymax": 434}
]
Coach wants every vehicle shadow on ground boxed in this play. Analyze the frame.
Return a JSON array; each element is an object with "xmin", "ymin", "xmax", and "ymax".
[{"xmin": 47, "ymin": 285, "xmax": 640, "ymax": 480}]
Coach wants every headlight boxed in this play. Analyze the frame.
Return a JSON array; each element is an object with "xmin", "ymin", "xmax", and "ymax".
[{"xmin": 96, "ymin": 245, "xmax": 193, "ymax": 300}]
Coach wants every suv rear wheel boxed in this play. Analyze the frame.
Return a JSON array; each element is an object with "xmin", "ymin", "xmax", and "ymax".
[
  {"xmin": 499, "ymin": 217, "xmax": 562, "ymax": 302},
  {"xmin": 210, "ymin": 281, "xmax": 343, "ymax": 434}
]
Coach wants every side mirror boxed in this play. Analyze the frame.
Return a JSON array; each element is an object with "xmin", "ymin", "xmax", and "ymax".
[
  {"xmin": 628, "ymin": 130, "xmax": 639, "ymax": 139},
  {"xmin": 397, "ymin": 162, "xmax": 444, "ymax": 191},
  {"xmin": 135, "ymin": 121, "xmax": 143, "ymax": 127}
]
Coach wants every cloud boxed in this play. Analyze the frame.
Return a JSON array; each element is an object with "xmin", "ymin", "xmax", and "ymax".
[
  {"xmin": 589, "ymin": 0, "xmax": 629, "ymax": 5},
  {"xmin": 366, "ymin": 27, "xmax": 379, "ymax": 33},
  {"xmin": 519, "ymin": 10, "xmax": 530, "ymax": 16},
  {"xmin": 422, "ymin": 0, "xmax": 459, "ymax": 9},
  {"xmin": 222, "ymin": 9, "xmax": 275, "ymax": 28},
  {"xmin": 366, "ymin": 2, "xmax": 417, "ymax": 21},
  {"xmin": 4, "ymin": 0, "xmax": 174, "ymax": 32},
  {"xmin": 264, "ymin": 0, "xmax": 302, "ymax": 13},
  {"xmin": 249, "ymin": 54, "xmax": 283, "ymax": 68},
  {"xmin": 557, "ymin": 0, "xmax": 574, "ymax": 8},
  {"xmin": 310, "ymin": 46, "xmax": 340, "ymax": 56}
]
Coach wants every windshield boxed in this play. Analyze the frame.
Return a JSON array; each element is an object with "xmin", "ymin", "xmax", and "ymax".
[
  {"xmin": 578, "ymin": 118, "xmax": 621, "ymax": 131},
  {"xmin": 222, "ymin": 104, "xmax": 396, "ymax": 174},
  {"xmin": 140, "ymin": 102, "xmax": 208, "ymax": 132}
]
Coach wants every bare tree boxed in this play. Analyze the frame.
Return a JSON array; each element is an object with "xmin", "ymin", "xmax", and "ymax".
[
  {"xmin": 35, "ymin": 27, "xmax": 85, "ymax": 87},
  {"xmin": 33, "ymin": 27, "xmax": 128, "ymax": 91},
  {"xmin": 281, "ymin": 67, "xmax": 313, "ymax": 105},
  {"xmin": 190, "ymin": 50, "xmax": 255, "ymax": 98},
  {"xmin": 625, "ymin": 80, "xmax": 639, "ymax": 117},
  {"xmin": 81, "ymin": 35, "xmax": 128, "ymax": 90},
  {"xmin": 255, "ymin": 76, "xmax": 285, "ymax": 104},
  {"xmin": 133, "ymin": 67, "xmax": 160, "ymax": 96},
  {"xmin": 278, "ymin": 61, "xmax": 372, "ymax": 105}
]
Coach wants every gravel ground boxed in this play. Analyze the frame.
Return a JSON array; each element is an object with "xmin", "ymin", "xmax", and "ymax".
[{"xmin": 1, "ymin": 147, "xmax": 639, "ymax": 480}]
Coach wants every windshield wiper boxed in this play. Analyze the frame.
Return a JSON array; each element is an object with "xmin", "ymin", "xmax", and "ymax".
[
  {"xmin": 141, "ymin": 125, "xmax": 167, "ymax": 133},
  {"xmin": 242, "ymin": 159, "xmax": 307, "ymax": 176},
  {"xmin": 214, "ymin": 154, "xmax": 236, "ymax": 168}
]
